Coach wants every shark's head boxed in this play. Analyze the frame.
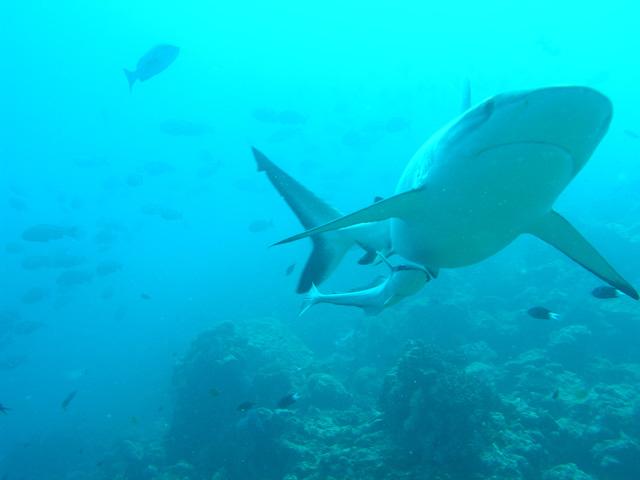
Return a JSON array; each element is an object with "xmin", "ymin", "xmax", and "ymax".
[{"xmin": 442, "ymin": 86, "xmax": 612, "ymax": 175}]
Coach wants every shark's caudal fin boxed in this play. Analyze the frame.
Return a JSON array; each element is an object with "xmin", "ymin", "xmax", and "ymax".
[
  {"xmin": 253, "ymin": 147, "xmax": 356, "ymax": 293},
  {"xmin": 274, "ymin": 188, "xmax": 424, "ymax": 246},
  {"xmin": 528, "ymin": 210, "xmax": 639, "ymax": 300},
  {"xmin": 299, "ymin": 284, "xmax": 321, "ymax": 316},
  {"xmin": 124, "ymin": 69, "xmax": 137, "ymax": 91}
]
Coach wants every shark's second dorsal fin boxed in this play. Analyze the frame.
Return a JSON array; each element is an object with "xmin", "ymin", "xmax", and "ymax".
[
  {"xmin": 528, "ymin": 210, "xmax": 638, "ymax": 300},
  {"xmin": 274, "ymin": 188, "xmax": 424, "ymax": 246}
]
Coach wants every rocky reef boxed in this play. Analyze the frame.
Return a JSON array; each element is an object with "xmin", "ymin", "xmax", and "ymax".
[
  {"xmin": 100, "ymin": 295, "xmax": 640, "ymax": 480},
  {"xmin": 379, "ymin": 340, "xmax": 499, "ymax": 477}
]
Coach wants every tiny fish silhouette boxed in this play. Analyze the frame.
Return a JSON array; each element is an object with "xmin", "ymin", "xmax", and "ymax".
[
  {"xmin": 237, "ymin": 401, "xmax": 255, "ymax": 412},
  {"xmin": 140, "ymin": 293, "xmax": 152, "ymax": 300},
  {"xmin": 285, "ymin": 263, "xmax": 296, "ymax": 276},
  {"xmin": 276, "ymin": 392, "xmax": 300, "ymax": 409},
  {"xmin": 61, "ymin": 390, "xmax": 78, "ymax": 411},
  {"xmin": 527, "ymin": 306, "xmax": 559, "ymax": 320}
]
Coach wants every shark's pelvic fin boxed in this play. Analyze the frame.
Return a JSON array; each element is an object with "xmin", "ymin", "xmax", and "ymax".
[
  {"xmin": 274, "ymin": 188, "xmax": 424, "ymax": 246},
  {"xmin": 528, "ymin": 210, "xmax": 639, "ymax": 300}
]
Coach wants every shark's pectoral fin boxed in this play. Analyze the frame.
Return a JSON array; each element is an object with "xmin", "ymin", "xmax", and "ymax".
[
  {"xmin": 274, "ymin": 188, "xmax": 424, "ymax": 246},
  {"xmin": 528, "ymin": 210, "xmax": 638, "ymax": 300}
]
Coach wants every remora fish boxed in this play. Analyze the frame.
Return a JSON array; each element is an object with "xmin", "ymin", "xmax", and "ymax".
[
  {"xmin": 300, "ymin": 257, "xmax": 430, "ymax": 316},
  {"xmin": 276, "ymin": 87, "xmax": 638, "ymax": 300},
  {"xmin": 124, "ymin": 44, "xmax": 179, "ymax": 91},
  {"xmin": 252, "ymin": 147, "xmax": 390, "ymax": 293}
]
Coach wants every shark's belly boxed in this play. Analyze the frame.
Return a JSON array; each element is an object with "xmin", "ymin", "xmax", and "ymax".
[{"xmin": 391, "ymin": 142, "xmax": 574, "ymax": 268}]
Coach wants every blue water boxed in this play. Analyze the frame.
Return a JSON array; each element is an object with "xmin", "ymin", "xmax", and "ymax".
[{"xmin": 2, "ymin": 2, "xmax": 640, "ymax": 479}]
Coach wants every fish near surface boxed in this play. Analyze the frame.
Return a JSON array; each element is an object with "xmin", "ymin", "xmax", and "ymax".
[
  {"xmin": 124, "ymin": 44, "xmax": 179, "ymax": 91},
  {"xmin": 276, "ymin": 87, "xmax": 638, "ymax": 300}
]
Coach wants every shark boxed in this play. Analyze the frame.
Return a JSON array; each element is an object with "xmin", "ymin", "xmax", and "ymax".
[{"xmin": 274, "ymin": 86, "xmax": 639, "ymax": 300}]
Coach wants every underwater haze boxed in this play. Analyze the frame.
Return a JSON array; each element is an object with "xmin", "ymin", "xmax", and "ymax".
[{"xmin": 2, "ymin": 1, "xmax": 640, "ymax": 479}]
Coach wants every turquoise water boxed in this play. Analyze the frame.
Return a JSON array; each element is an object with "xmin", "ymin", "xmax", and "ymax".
[{"xmin": 2, "ymin": 2, "xmax": 640, "ymax": 479}]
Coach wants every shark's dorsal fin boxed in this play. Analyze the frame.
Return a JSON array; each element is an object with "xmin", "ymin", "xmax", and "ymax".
[
  {"xmin": 274, "ymin": 188, "xmax": 424, "ymax": 246},
  {"xmin": 528, "ymin": 210, "xmax": 638, "ymax": 300}
]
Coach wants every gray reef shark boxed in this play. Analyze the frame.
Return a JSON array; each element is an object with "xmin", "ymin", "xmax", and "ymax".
[{"xmin": 274, "ymin": 86, "xmax": 639, "ymax": 300}]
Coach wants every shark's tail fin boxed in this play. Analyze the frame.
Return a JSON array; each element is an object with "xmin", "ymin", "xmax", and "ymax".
[
  {"xmin": 252, "ymin": 147, "xmax": 357, "ymax": 293},
  {"xmin": 124, "ymin": 69, "xmax": 137, "ymax": 91},
  {"xmin": 298, "ymin": 234, "xmax": 351, "ymax": 293},
  {"xmin": 299, "ymin": 283, "xmax": 321, "ymax": 316}
]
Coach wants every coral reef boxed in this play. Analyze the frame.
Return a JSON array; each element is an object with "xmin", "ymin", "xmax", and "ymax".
[
  {"xmin": 379, "ymin": 341, "xmax": 500, "ymax": 476},
  {"xmin": 104, "ymin": 305, "xmax": 640, "ymax": 480}
]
